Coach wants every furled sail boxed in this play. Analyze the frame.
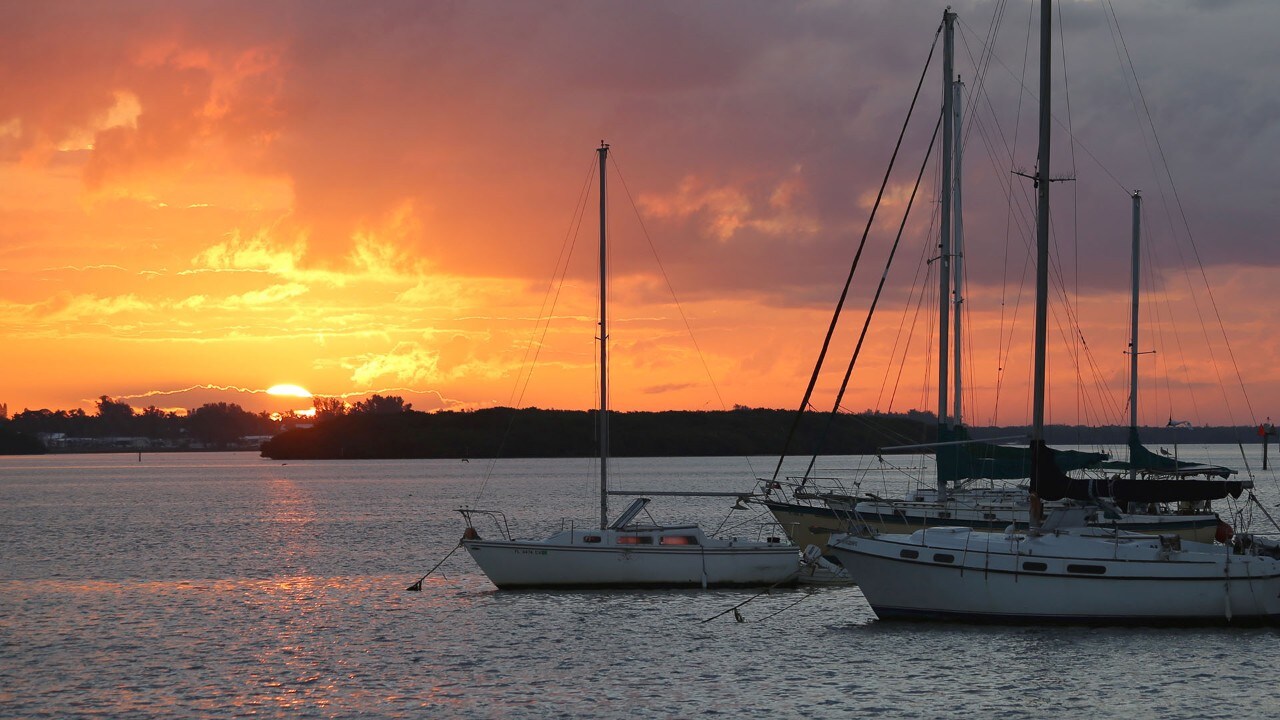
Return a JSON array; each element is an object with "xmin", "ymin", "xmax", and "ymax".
[
  {"xmin": 1031, "ymin": 439, "xmax": 1248, "ymax": 503},
  {"xmin": 935, "ymin": 424, "xmax": 1106, "ymax": 485},
  {"xmin": 1099, "ymin": 427, "xmax": 1236, "ymax": 479}
]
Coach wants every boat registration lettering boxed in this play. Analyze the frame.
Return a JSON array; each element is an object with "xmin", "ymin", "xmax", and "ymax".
[{"xmin": 515, "ymin": 549, "xmax": 548, "ymax": 555}]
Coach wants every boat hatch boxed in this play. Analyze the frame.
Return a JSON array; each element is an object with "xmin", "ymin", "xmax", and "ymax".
[{"xmin": 608, "ymin": 498, "xmax": 651, "ymax": 529}]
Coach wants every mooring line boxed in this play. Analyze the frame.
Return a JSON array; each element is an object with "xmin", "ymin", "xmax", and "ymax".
[
  {"xmin": 406, "ymin": 543, "xmax": 462, "ymax": 591},
  {"xmin": 699, "ymin": 571, "xmax": 801, "ymax": 624}
]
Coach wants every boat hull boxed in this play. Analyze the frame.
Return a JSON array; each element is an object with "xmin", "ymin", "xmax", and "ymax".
[
  {"xmin": 760, "ymin": 500, "xmax": 847, "ymax": 557},
  {"xmin": 462, "ymin": 534, "xmax": 799, "ymax": 589},
  {"xmin": 851, "ymin": 502, "xmax": 1220, "ymax": 542},
  {"xmin": 829, "ymin": 528, "xmax": 1280, "ymax": 624},
  {"xmin": 763, "ymin": 494, "xmax": 1220, "ymax": 557}
]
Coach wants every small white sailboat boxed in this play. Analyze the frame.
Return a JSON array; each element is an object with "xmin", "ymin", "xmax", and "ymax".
[
  {"xmin": 459, "ymin": 143, "xmax": 799, "ymax": 589},
  {"xmin": 829, "ymin": 5, "xmax": 1280, "ymax": 624}
]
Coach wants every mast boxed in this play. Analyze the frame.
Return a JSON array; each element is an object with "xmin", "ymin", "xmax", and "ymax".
[
  {"xmin": 937, "ymin": 8, "xmax": 955, "ymax": 498},
  {"xmin": 597, "ymin": 142, "xmax": 610, "ymax": 530},
  {"xmin": 952, "ymin": 76, "xmax": 965, "ymax": 429},
  {"xmin": 1029, "ymin": 0, "xmax": 1052, "ymax": 531},
  {"xmin": 1128, "ymin": 190, "xmax": 1142, "ymax": 481}
]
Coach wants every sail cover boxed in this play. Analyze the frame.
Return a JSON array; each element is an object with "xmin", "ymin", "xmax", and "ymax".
[
  {"xmin": 935, "ymin": 425, "xmax": 1106, "ymax": 485},
  {"xmin": 1031, "ymin": 439, "xmax": 1249, "ymax": 504},
  {"xmin": 1099, "ymin": 427, "xmax": 1236, "ymax": 479}
]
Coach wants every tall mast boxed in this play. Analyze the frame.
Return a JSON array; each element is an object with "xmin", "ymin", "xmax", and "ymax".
[
  {"xmin": 1029, "ymin": 0, "xmax": 1052, "ymax": 531},
  {"xmin": 937, "ymin": 8, "xmax": 955, "ymax": 498},
  {"xmin": 1128, "ymin": 190, "xmax": 1142, "ymax": 481},
  {"xmin": 952, "ymin": 76, "xmax": 965, "ymax": 429},
  {"xmin": 597, "ymin": 142, "xmax": 610, "ymax": 530}
]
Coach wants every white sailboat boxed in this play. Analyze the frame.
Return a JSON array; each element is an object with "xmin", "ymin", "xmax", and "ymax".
[
  {"xmin": 459, "ymin": 143, "xmax": 799, "ymax": 589},
  {"xmin": 828, "ymin": 2, "xmax": 1280, "ymax": 624}
]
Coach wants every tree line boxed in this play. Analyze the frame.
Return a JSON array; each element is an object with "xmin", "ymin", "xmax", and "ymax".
[
  {"xmin": 2, "ymin": 392, "xmax": 1266, "ymax": 458},
  {"xmin": 0, "ymin": 393, "xmax": 416, "ymax": 454},
  {"xmin": 259, "ymin": 403, "xmax": 1269, "ymax": 461},
  {"xmin": 0, "ymin": 396, "xmax": 286, "ymax": 453},
  {"xmin": 258, "ymin": 405, "xmax": 939, "ymax": 460}
]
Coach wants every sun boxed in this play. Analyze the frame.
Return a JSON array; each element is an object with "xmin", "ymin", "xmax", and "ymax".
[{"xmin": 267, "ymin": 384, "xmax": 313, "ymax": 398}]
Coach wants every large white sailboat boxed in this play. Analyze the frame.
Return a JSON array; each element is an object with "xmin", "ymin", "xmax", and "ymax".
[
  {"xmin": 759, "ymin": 10, "xmax": 1244, "ymax": 555},
  {"xmin": 829, "ymin": 3, "xmax": 1280, "ymax": 624},
  {"xmin": 459, "ymin": 143, "xmax": 799, "ymax": 589}
]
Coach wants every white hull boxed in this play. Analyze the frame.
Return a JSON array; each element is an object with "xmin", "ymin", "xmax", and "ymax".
[
  {"xmin": 829, "ymin": 526, "xmax": 1280, "ymax": 624},
  {"xmin": 462, "ymin": 526, "xmax": 799, "ymax": 589}
]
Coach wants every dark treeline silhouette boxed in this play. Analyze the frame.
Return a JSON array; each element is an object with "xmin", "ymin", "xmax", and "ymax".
[
  {"xmin": 0, "ymin": 395, "xmax": 286, "ymax": 454},
  {"xmin": 257, "ymin": 404, "xmax": 1269, "ymax": 460},
  {"xmin": 3, "ymin": 392, "xmax": 1267, "ymax": 458},
  {"xmin": 258, "ymin": 406, "xmax": 935, "ymax": 460}
]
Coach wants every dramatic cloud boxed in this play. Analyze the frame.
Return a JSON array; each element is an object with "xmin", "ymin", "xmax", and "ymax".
[{"xmin": 0, "ymin": 0, "xmax": 1275, "ymax": 424}]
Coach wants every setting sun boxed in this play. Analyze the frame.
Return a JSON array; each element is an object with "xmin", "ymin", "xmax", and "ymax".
[
  {"xmin": 0, "ymin": 2, "xmax": 1275, "ymax": 427},
  {"xmin": 267, "ymin": 384, "xmax": 313, "ymax": 398}
]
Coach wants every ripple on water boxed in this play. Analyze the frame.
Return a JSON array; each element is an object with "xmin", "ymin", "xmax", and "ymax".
[{"xmin": 5, "ymin": 453, "xmax": 1280, "ymax": 718}]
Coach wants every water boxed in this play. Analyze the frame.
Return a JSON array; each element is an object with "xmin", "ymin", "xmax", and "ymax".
[{"xmin": 3, "ymin": 450, "xmax": 1280, "ymax": 718}]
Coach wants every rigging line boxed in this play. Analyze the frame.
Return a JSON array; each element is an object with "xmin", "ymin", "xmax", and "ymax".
[
  {"xmin": 1057, "ymin": 0, "xmax": 1085, "ymax": 429},
  {"xmin": 838, "ymin": 408, "xmax": 925, "ymax": 448},
  {"xmin": 1109, "ymin": 2, "xmax": 1256, "ymax": 429},
  {"xmin": 512, "ymin": 156, "xmax": 598, "ymax": 409},
  {"xmin": 875, "ymin": 183, "xmax": 936, "ymax": 413},
  {"xmin": 1143, "ymin": 219, "xmax": 1184, "ymax": 425},
  {"xmin": 1043, "ymin": 220, "xmax": 1127, "ymax": 427},
  {"xmin": 956, "ymin": 16, "xmax": 1129, "ymax": 196},
  {"xmin": 1140, "ymin": 207, "xmax": 1205, "ymax": 430},
  {"xmin": 999, "ymin": 135, "xmax": 1124, "ymax": 430},
  {"xmin": 802, "ymin": 114, "xmax": 943, "ymax": 481},
  {"xmin": 961, "ymin": 9, "xmax": 1041, "ymax": 425},
  {"xmin": 1145, "ymin": 203, "xmax": 1207, "ymax": 426},
  {"xmin": 769, "ymin": 18, "xmax": 944, "ymax": 484},
  {"xmin": 966, "ymin": 97, "xmax": 1031, "ymax": 423},
  {"xmin": 918, "ymin": 256, "xmax": 938, "ymax": 416},
  {"xmin": 608, "ymin": 151, "xmax": 755, "ymax": 480},
  {"xmin": 880, "ymin": 128, "xmax": 940, "ymax": 415},
  {"xmin": 474, "ymin": 155, "xmax": 597, "ymax": 505},
  {"xmin": 955, "ymin": 0, "xmax": 1009, "ymax": 157}
]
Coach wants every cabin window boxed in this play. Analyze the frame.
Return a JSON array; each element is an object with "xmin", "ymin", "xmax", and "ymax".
[
  {"xmin": 933, "ymin": 553, "xmax": 955, "ymax": 563},
  {"xmin": 900, "ymin": 549, "xmax": 920, "ymax": 559},
  {"xmin": 583, "ymin": 535, "xmax": 602, "ymax": 544},
  {"xmin": 617, "ymin": 536, "xmax": 653, "ymax": 545},
  {"xmin": 1067, "ymin": 564, "xmax": 1107, "ymax": 575},
  {"xmin": 660, "ymin": 535, "xmax": 699, "ymax": 546},
  {"xmin": 1022, "ymin": 561, "xmax": 1047, "ymax": 572}
]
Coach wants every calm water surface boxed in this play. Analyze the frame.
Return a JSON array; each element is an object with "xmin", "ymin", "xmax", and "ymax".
[{"xmin": 3, "ymin": 449, "xmax": 1280, "ymax": 718}]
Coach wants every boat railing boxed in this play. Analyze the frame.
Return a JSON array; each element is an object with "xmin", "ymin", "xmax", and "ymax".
[
  {"xmin": 457, "ymin": 508, "xmax": 513, "ymax": 541},
  {"xmin": 759, "ymin": 475, "xmax": 862, "ymax": 504}
]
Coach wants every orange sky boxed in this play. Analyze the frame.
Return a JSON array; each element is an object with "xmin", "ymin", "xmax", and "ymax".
[{"xmin": 1, "ymin": 1, "xmax": 1277, "ymax": 426}]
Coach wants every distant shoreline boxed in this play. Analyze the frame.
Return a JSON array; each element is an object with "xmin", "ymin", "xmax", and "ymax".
[
  {"xmin": 7, "ymin": 407, "xmax": 1270, "ymax": 459},
  {"xmin": 255, "ymin": 407, "xmax": 1271, "ymax": 461}
]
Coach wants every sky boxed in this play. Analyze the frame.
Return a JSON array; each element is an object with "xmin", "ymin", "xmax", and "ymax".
[{"xmin": 0, "ymin": 0, "xmax": 1276, "ymax": 427}]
